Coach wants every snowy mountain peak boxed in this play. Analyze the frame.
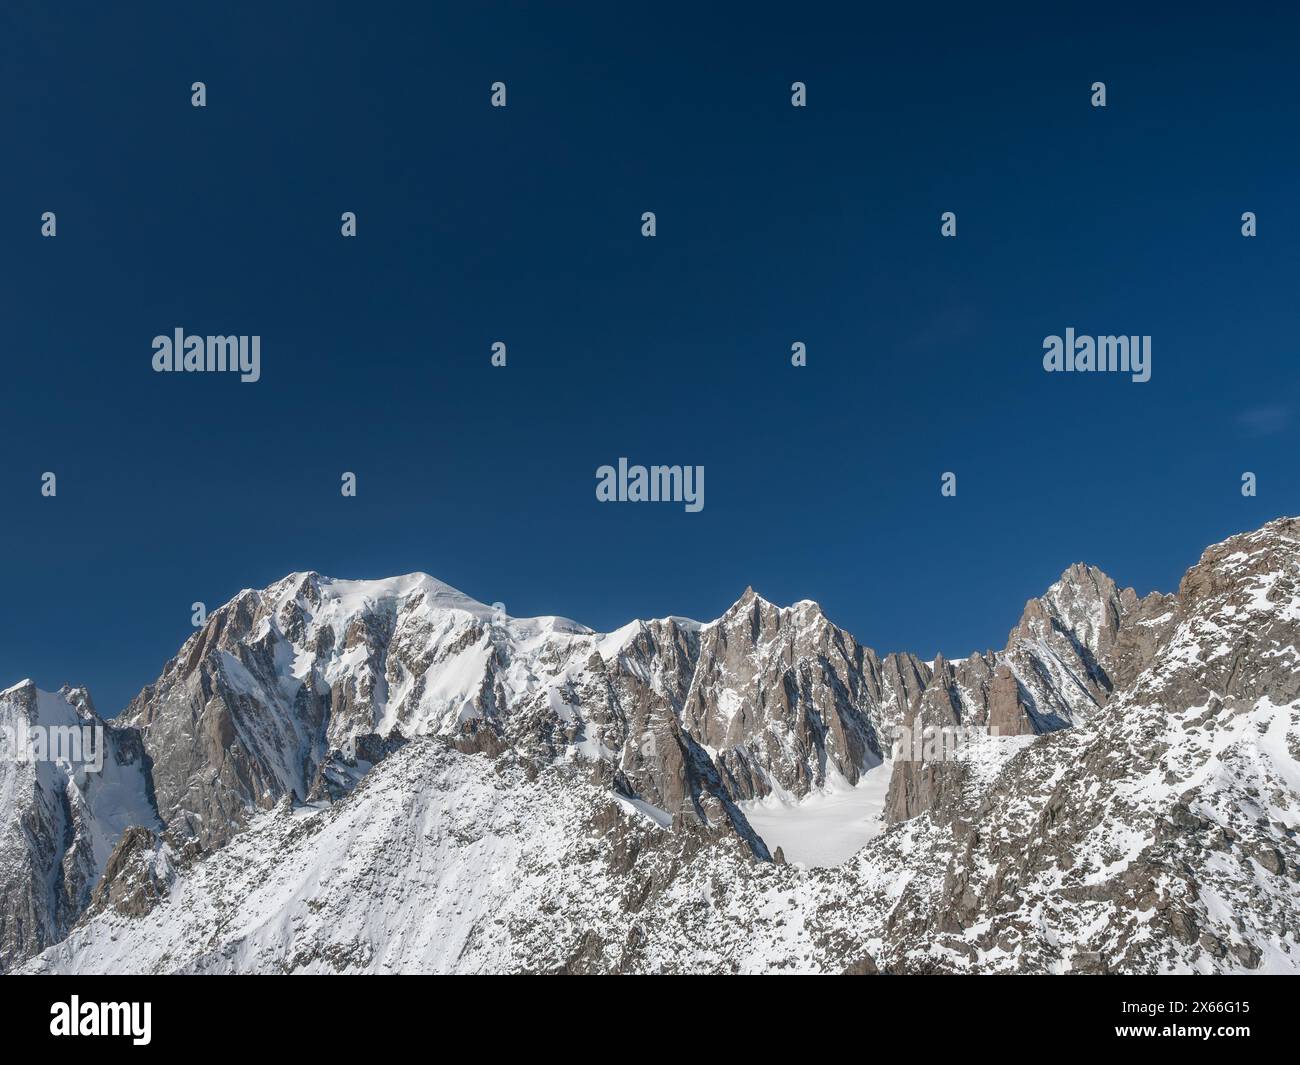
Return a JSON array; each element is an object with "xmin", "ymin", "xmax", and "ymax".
[
  {"xmin": 1014, "ymin": 562, "xmax": 1121, "ymax": 644},
  {"xmin": 715, "ymin": 584, "xmax": 830, "ymax": 634},
  {"xmin": 1, "ymin": 677, "xmax": 36, "ymax": 698},
  {"xmin": 269, "ymin": 569, "xmax": 489, "ymax": 618}
]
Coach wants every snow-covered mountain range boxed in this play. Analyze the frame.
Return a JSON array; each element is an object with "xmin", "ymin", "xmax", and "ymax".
[{"xmin": 4, "ymin": 518, "xmax": 1299, "ymax": 973}]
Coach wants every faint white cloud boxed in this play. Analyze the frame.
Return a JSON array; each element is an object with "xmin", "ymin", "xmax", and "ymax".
[
  {"xmin": 906, "ymin": 304, "xmax": 976, "ymax": 351},
  {"xmin": 1238, "ymin": 405, "xmax": 1291, "ymax": 437}
]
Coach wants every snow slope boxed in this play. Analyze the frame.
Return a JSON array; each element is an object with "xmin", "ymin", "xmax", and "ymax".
[{"xmin": 740, "ymin": 761, "xmax": 892, "ymax": 867}]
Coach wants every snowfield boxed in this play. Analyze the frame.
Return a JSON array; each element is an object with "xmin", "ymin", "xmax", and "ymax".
[{"xmin": 740, "ymin": 761, "xmax": 891, "ymax": 867}]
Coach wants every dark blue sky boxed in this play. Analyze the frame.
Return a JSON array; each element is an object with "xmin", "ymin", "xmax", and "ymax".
[{"xmin": 2, "ymin": 3, "xmax": 1296, "ymax": 715}]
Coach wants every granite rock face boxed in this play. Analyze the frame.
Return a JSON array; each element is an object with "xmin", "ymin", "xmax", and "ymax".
[
  {"xmin": 87, "ymin": 827, "xmax": 176, "ymax": 919},
  {"xmin": 117, "ymin": 562, "xmax": 1139, "ymax": 852},
  {"xmin": 884, "ymin": 561, "xmax": 1160, "ymax": 823},
  {"xmin": 870, "ymin": 519, "xmax": 1300, "ymax": 972},
  {"xmin": 116, "ymin": 575, "xmax": 922, "ymax": 851}
]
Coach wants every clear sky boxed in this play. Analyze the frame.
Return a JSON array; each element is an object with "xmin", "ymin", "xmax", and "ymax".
[{"xmin": 2, "ymin": 2, "xmax": 1295, "ymax": 715}]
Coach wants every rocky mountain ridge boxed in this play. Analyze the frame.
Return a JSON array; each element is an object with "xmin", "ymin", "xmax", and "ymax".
[{"xmin": 7, "ymin": 518, "xmax": 1299, "ymax": 972}]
